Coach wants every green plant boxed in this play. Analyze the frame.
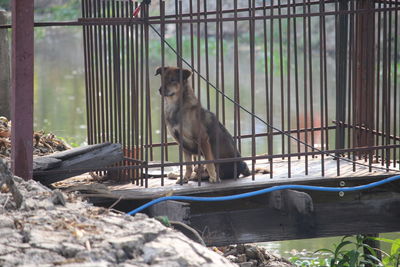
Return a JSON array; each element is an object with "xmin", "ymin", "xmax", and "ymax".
[
  {"xmin": 314, "ymin": 235, "xmax": 383, "ymax": 267},
  {"xmin": 370, "ymin": 237, "xmax": 400, "ymax": 267}
]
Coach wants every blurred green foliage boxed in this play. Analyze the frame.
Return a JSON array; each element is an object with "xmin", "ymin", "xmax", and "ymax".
[{"xmin": 0, "ymin": 0, "xmax": 80, "ymax": 20}]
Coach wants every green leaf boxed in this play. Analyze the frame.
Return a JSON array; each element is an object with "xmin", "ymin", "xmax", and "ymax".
[{"xmin": 334, "ymin": 241, "xmax": 353, "ymax": 257}]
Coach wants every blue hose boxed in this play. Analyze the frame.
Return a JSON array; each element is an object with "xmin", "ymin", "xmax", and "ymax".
[{"xmin": 127, "ymin": 175, "xmax": 400, "ymax": 215}]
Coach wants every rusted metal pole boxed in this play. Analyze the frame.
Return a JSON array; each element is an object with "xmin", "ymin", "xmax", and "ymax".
[
  {"xmin": 335, "ymin": 0, "xmax": 348, "ymax": 152},
  {"xmin": 353, "ymin": 0, "xmax": 375, "ymax": 151},
  {"xmin": 0, "ymin": 11, "xmax": 10, "ymax": 118},
  {"xmin": 11, "ymin": 0, "xmax": 34, "ymax": 180}
]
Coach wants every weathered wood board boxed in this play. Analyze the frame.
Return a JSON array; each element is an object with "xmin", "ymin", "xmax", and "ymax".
[{"xmin": 33, "ymin": 142, "xmax": 123, "ymax": 185}]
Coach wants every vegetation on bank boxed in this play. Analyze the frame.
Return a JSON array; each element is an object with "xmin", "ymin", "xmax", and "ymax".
[{"xmin": 289, "ymin": 235, "xmax": 400, "ymax": 267}]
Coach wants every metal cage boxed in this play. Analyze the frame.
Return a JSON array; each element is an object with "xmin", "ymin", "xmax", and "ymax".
[{"xmin": 81, "ymin": 0, "xmax": 400, "ymax": 186}]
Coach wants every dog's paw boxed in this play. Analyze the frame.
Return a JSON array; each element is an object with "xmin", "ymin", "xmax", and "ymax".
[
  {"xmin": 208, "ymin": 176, "xmax": 221, "ymax": 183},
  {"xmin": 176, "ymin": 177, "xmax": 189, "ymax": 184}
]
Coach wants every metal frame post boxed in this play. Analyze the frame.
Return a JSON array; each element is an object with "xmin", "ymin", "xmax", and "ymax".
[{"xmin": 11, "ymin": 0, "xmax": 34, "ymax": 180}]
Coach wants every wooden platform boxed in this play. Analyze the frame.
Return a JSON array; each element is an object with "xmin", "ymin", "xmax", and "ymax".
[
  {"xmin": 55, "ymin": 156, "xmax": 400, "ymax": 246},
  {"xmin": 56, "ymin": 156, "xmax": 399, "ymax": 200}
]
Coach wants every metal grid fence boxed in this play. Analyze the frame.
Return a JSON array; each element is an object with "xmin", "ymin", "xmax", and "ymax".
[{"xmin": 81, "ymin": 0, "xmax": 400, "ymax": 186}]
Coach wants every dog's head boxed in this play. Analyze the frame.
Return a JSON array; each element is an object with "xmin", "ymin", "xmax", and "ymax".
[{"xmin": 155, "ymin": 66, "xmax": 192, "ymax": 97}]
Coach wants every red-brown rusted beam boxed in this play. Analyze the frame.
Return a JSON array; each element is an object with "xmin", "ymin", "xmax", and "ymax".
[
  {"xmin": 11, "ymin": 0, "xmax": 34, "ymax": 180},
  {"xmin": 353, "ymin": 0, "xmax": 375, "ymax": 150}
]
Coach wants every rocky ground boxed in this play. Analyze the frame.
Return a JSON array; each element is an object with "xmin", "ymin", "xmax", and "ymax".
[{"xmin": 0, "ymin": 158, "xmax": 294, "ymax": 267}]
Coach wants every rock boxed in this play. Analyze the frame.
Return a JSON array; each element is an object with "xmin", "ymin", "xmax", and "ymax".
[
  {"xmin": 220, "ymin": 244, "xmax": 294, "ymax": 267},
  {"xmin": 60, "ymin": 242, "xmax": 86, "ymax": 258},
  {"xmin": 237, "ymin": 254, "xmax": 247, "ymax": 263},
  {"xmin": 0, "ymin": 174, "xmax": 237, "ymax": 266}
]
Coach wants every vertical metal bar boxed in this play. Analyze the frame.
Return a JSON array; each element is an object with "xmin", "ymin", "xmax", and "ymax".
[
  {"xmin": 144, "ymin": 7, "xmax": 153, "ymax": 163},
  {"xmin": 323, "ymin": 3, "xmax": 329, "ymax": 154},
  {"xmin": 11, "ymin": 0, "xmax": 34, "ymax": 180},
  {"xmin": 178, "ymin": 0, "xmax": 183, "ymax": 185},
  {"xmin": 307, "ymin": 0, "xmax": 315, "ymax": 158},
  {"xmin": 121, "ymin": 0, "xmax": 127, "ymax": 177},
  {"xmin": 129, "ymin": 1, "xmax": 134, "ymax": 182},
  {"xmin": 160, "ymin": 1, "xmax": 165, "ymax": 186},
  {"xmin": 88, "ymin": 0, "xmax": 95, "ymax": 145},
  {"xmin": 278, "ymin": 0, "xmax": 285, "ymax": 159},
  {"xmin": 322, "ymin": 1, "xmax": 329, "ymax": 153},
  {"xmin": 139, "ymin": 2, "xmax": 144, "ymax": 186},
  {"xmin": 203, "ymin": 0, "xmax": 210, "ymax": 111},
  {"xmin": 318, "ymin": 0, "xmax": 325, "ymax": 177},
  {"xmin": 93, "ymin": 0, "xmax": 101, "ymax": 148},
  {"xmin": 249, "ymin": 0, "xmax": 256, "ymax": 180},
  {"xmin": 107, "ymin": 0, "xmax": 114, "ymax": 145},
  {"xmin": 97, "ymin": 0, "xmax": 105, "ymax": 176},
  {"xmin": 347, "ymin": 0, "xmax": 354, "ymax": 160},
  {"xmin": 394, "ymin": 1, "xmax": 398, "ymax": 168},
  {"xmin": 189, "ymin": 0, "xmax": 195, "ymax": 89},
  {"xmin": 134, "ymin": 1, "xmax": 140, "ymax": 183},
  {"xmin": 125, "ymin": 0, "xmax": 132, "ymax": 179},
  {"xmin": 375, "ymin": 0, "xmax": 382, "ymax": 164},
  {"xmin": 287, "ymin": 0, "xmax": 291, "ymax": 178},
  {"xmin": 82, "ymin": 0, "xmax": 92, "ymax": 149},
  {"xmin": 292, "ymin": 0, "xmax": 300, "ymax": 160},
  {"xmin": 196, "ymin": 0, "xmax": 202, "ymax": 186},
  {"xmin": 144, "ymin": 2, "xmax": 151, "ymax": 186},
  {"xmin": 263, "ymin": 2, "xmax": 270, "ymax": 178},
  {"xmin": 116, "ymin": 0, "xmax": 123, "ymax": 179},
  {"xmin": 102, "ymin": 0, "xmax": 109, "ymax": 145},
  {"xmin": 233, "ymin": 0, "xmax": 239, "ymax": 179},
  {"xmin": 386, "ymin": 1, "xmax": 392, "ymax": 170},
  {"xmin": 215, "ymin": 0, "xmax": 221, "ymax": 180},
  {"xmin": 303, "ymin": 0, "xmax": 309, "ymax": 175},
  {"xmin": 269, "ymin": 0, "xmax": 274, "ymax": 178},
  {"xmin": 335, "ymin": 0, "xmax": 349, "ymax": 176},
  {"xmin": 382, "ymin": 0, "xmax": 388, "ymax": 168},
  {"xmin": 219, "ymin": 1, "xmax": 226, "ymax": 126}
]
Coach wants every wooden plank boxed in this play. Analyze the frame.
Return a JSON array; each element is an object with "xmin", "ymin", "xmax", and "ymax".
[
  {"xmin": 33, "ymin": 143, "xmax": 123, "ymax": 185},
  {"xmin": 189, "ymin": 193, "xmax": 400, "ymax": 246}
]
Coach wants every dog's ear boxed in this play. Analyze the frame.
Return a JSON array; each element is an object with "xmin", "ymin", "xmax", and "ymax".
[
  {"xmin": 175, "ymin": 68, "xmax": 192, "ymax": 80},
  {"xmin": 155, "ymin": 66, "xmax": 167, "ymax": 76},
  {"xmin": 182, "ymin": 68, "xmax": 192, "ymax": 80}
]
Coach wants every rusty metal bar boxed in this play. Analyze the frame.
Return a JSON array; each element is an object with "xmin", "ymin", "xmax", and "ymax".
[
  {"xmin": 11, "ymin": 0, "xmax": 34, "ymax": 180},
  {"xmin": 303, "ymin": 0, "xmax": 309, "ymax": 175},
  {"xmin": 249, "ymin": 0, "xmax": 256, "ymax": 180},
  {"xmin": 269, "ymin": 0, "xmax": 274, "ymax": 178},
  {"xmin": 319, "ymin": 0, "xmax": 326, "ymax": 177},
  {"xmin": 2, "ymin": 5, "xmax": 399, "ymax": 30},
  {"xmin": 287, "ymin": 0, "xmax": 292, "ymax": 177},
  {"xmin": 262, "ymin": 1, "xmax": 271, "ymax": 179},
  {"xmin": 160, "ymin": 0, "xmax": 165, "ymax": 186},
  {"xmin": 292, "ymin": 0, "xmax": 301, "ymax": 160},
  {"xmin": 394, "ymin": 1, "xmax": 398, "ymax": 168}
]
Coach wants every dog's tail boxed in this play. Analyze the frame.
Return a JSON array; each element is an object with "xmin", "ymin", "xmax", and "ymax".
[{"xmin": 238, "ymin": 161, "xmax": 251, "ymax": 177}]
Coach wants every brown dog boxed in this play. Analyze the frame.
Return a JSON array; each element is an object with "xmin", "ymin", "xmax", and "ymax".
[{"xmin": 155, "ymin": 66, "xmax": 250, "ymax": 183}]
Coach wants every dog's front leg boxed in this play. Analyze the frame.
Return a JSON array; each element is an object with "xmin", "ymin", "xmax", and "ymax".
[
  {"xmin": 200, "ymin": 138, "xmax": 219, "ymax": 183},
  {"xmin": 180, "ymin": 151, "xmax": 193, "ymax": 184}
]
